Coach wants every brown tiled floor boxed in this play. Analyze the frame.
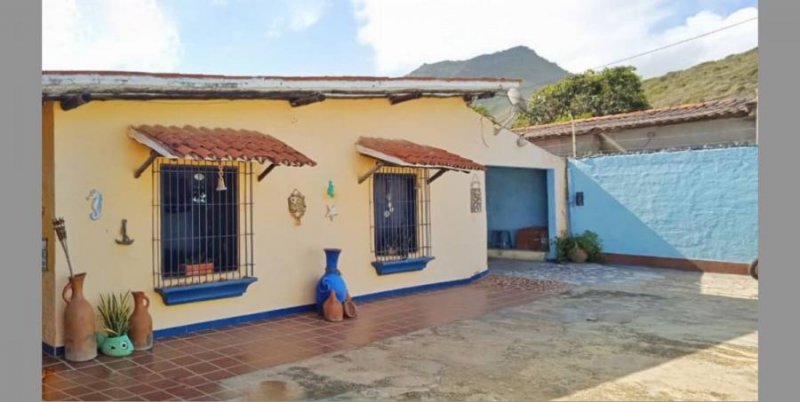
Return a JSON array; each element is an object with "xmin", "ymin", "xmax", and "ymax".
[{"xmin": 42, "ymin": 274, "xmax": 567, "ymax": 401}]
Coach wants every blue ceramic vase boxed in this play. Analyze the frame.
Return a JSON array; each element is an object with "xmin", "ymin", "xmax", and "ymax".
[{"xmin": 316, "ymin": 248, "xmax": 348, "ymax": 313}]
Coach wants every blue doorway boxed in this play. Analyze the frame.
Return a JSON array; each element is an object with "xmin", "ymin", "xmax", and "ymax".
[{"xmin": 486, "ymin": 166, "xmax": 555, "ymax": 260}]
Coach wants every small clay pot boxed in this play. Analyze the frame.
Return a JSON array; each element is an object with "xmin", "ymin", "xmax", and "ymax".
[
  {"xmin": 343, "ymin": 293, "xmax": 358, "ymax": 319},
  {"xmin": 322, "ymin": 290, "xmax": 343, "ymax": 322},
  {"xmin": 568, "ymin": 246, "xmax": 588, "ymax": 263}
]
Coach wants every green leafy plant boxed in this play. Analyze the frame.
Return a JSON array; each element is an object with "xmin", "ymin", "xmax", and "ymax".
[
  {"xmin": 519, "ymin": 66, "xmax": 650, "ymax": 126},
  {"xmin": 97, "ymin": 291, "xmax": 132, "ymax": 337},
  {"xmin": 575, "ymin": 231, "xmax": 602, "ymax": 262},
  {"xmin": 553, "ymin": 231, "xmax": 603, "ymax": 263}
]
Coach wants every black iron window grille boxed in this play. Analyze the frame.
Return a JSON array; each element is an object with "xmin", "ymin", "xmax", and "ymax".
[
  {"xmin": 369, "ymin": 166, "xmax": 431, "ymax": 262},
  {"xmin": 152, "ymin": 158, "xmax": 254, "ymax": 289}
]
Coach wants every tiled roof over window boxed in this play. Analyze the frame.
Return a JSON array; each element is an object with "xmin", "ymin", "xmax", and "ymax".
[
  {"xmin": 356, "ymin": 137, "xmax": 484, "ymax": 171},
  {"xmin": 515, "ymin": 97, "xmax": 757, "ymax": 139},
  {"xmin": 129, "ymin": 125, "xmax": 316, "ymax": 166}
]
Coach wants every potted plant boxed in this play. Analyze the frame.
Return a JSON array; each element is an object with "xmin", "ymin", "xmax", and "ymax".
[
  {"xmin": 554, "ymin": 231, "xmax": 603, "ymax": 263},
  {"xmin": 95, "ymin": 291, "xmax": 134, "ymax": 357},
  {"xmin": 183, "ymin": 252, "xmax": 214, "ymax": 276}
]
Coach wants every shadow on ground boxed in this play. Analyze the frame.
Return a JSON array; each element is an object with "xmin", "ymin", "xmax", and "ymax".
[{"xmin": 223, "ymin": 261, "xmax": 758, "ymax": 401}]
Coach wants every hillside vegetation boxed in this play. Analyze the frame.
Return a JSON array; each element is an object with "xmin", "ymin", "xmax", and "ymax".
[{"xmin": 642, "ymin": 47, "xmax": 758, "ymax": 108}]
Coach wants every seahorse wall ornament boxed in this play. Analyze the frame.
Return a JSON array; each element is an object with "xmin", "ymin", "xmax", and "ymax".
[{"xmin": 86, "ymin": 189, "xmax": 103, "ymax": 220}]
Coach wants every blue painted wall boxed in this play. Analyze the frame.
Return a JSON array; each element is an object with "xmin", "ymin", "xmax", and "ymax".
[
  {"xmin": 486, "ymin": 167, "xmax": 549, "ymax": 247},
  {"xmin": 568, "ymin": 146, "xmax": 758, "ymax": 263}
]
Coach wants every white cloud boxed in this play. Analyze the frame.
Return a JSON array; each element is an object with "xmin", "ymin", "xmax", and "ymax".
[
  {"xmin": 350, "ymin": 0, "xmax": 758, "ymax": 78},
  {"xmin": 42, "ymin": 0, "xmax": 182, "ymax": 71},
  {"xmin": 267, "ymin": 0, "xmax": 331, "ymax": 38}
]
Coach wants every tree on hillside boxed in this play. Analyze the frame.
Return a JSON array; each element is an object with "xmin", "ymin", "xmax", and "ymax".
[{"xmin": 515, "ymin": 66, "xmax": 650, "ymax": 127}]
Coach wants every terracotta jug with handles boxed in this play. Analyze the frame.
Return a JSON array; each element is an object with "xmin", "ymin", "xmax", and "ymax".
[
  {"xmin": 62, "ymin": 273, "xmax": 97, "ymax": 362},
  {"xmin": 128, "ymin": 291, "xmax": 153, "ymax": 350}
]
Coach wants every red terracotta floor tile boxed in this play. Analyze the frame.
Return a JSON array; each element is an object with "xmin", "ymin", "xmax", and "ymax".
[
  {"xmin": 163, "ymin": 384, "xmax": 206, "ymax": 399},
  {"xmin": 137, "ymin": 390, "xmax": 176, "ymax": 401},
  {"xmin": 41, "ymin": 274, "xmax": 567, "ymax": 400},
  {"xmin": 42, "ymin": 389, "xmax": 70, "ymax": 401},
  {"xmin": 100, "ymin": 387, "xmax": 136, "ymax": 400}
]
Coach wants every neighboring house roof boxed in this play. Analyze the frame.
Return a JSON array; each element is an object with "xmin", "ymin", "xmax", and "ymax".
[
  {"xmin": 42, "ymin": 70, "xmax": 520, "ymax": 102},
  {"xmin": 515, "ymin": 97, "xmax": 757, "ymax": 140},
  {"xmin": 356, "ymin": 137, "xmax": 484, "ymax": 171},
  {"xmin": 129, "ymin": 125, "xmax": 317, "ymax": 166}
]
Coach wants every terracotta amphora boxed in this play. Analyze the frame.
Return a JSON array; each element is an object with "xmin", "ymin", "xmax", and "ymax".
[
  {"xmin": 322, "ymin": 290, "xmax": 344, "ymax": 322},
  {"xmin": 128, "ymin": 291, "xmax": 153, "ymax": 351},
  {"xmin": 62, "ymin": 273, "xmax": 97, "ymax": 362}
]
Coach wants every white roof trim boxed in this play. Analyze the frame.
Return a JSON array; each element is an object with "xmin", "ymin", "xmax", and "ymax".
[
  {"xmin": 355, "ymin": 144, "xmax": 470, "ymax": 172},
  {"xmin": 43, "ymin": 72, "xmax": 519, "ymax": 98},
  {"xmin": 128, "ymin": 128, "xmax": 178, "ymax": 159}
]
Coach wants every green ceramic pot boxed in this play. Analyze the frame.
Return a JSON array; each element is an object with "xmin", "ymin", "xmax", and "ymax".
[{"xmin": 95, "ymin": 332, "xmax": 134, "ymax": 357}]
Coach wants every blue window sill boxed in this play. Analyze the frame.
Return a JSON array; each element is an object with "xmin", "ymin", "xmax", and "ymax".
[
  {"xmin": 155, "ymin": 277, "xmax": 258, "ymax": 306},
  {"xmin": 372, "ymin": 257, "xmax": 434, "ymax": 275}
]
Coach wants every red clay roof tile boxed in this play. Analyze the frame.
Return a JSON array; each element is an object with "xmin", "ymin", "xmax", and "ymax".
[
  {"xmin": 129, "ymin": 125, "xmax": 316, "ymax": 166},
  {"xmin": 356, "ymin": 137, "xmax": 484, "ymax": 171},
  {"xmin": 514, "ymin": 97, "xmax": 757, "ymax": 139}
]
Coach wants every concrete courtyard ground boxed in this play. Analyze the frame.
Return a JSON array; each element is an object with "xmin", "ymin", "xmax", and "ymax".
[
  {"xmin": 43, "ymin": 260, "xmax": 758, "ymax": 401},
  {"xmin": 226, "ymin": 260, "xmax": 758, "ymax": 401}
]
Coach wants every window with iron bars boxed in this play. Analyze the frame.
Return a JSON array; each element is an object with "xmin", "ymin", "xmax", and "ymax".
[
  {"xmin": 152, "ymin": 158, "xmax": 254, "ymax": 289},
  {"xmin": 369, "ymin": 166, "xmax": 431, "ymax": 262}
]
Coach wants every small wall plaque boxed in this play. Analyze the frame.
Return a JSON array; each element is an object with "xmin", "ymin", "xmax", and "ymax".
[{"xmin": 470, "ymin": 175, "xmax": 482, "ymax": 213}]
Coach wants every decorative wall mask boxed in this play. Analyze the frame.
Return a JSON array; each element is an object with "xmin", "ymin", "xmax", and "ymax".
[
  {"xmin": 470, "ymin": 174, "xmax": 482, "ymax": 213},
  {"xmin": 86, "ymin": 189, "xmax": 103, "ymax": 220},
  {"xmin": 288, "ymin": 189, "xmax": 307, "ymax": 225}
]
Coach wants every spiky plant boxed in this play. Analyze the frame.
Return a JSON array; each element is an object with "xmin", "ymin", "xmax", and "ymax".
[{"xmin": 97, "ymin": 292, "xmax": 132, "ymax": 337}]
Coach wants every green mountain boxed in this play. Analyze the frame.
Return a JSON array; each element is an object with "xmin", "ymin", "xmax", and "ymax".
[
  {"xmin": 407, "ymin": 46, "xmax": 569, "ymax": 118},
  {"xmin": 643, "ymin": 47, "xmax": 758, "ymax": 108}
]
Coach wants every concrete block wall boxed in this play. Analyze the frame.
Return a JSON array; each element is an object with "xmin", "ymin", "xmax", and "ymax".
[{"xmin": 568, "ymin": 146, "xmax": 758, "ymax": 265}]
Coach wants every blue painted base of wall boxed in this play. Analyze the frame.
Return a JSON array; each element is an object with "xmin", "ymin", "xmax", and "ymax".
[
  {"xmin": 156, "ymin": 277, "xmax": 258, "ymax": 305},
  {"xmin": 42, "ymin": 269, "xmax": 490, "ymax": 357},
  {"xmin": 42, "ymin": 342, "xmax": 64, "ymax": 357},
  {"xmin": 371, "ymin": 257, "xmax": 435, "ymax": 275}
]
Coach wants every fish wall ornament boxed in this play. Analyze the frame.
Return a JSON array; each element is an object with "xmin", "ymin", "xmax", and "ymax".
[{"xmin": 86, "ymin": 189, "xmax": 103, "ymax": 220}]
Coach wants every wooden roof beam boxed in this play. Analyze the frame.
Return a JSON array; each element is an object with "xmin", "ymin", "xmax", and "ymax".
[
  {"xmin": 59, "ymin": 92, "xmax": 92, "ymax": 111},
  {"xmin": 289, "ymin": 92, "xmax": 326, "ymax": 107},
  {"xmin": 388, "ymin": 92, "xmax": 422, "ymax": 105}
]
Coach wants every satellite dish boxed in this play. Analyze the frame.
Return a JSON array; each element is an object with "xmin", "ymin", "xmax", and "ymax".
[{"xmin": 507, "ymin": 88, "xmax": 525, "ymax": 110}]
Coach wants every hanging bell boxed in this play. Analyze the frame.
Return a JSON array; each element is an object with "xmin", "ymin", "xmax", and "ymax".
[{"xmin": 216, "ymin": 165, "xmax": 227, "ymax": 192}]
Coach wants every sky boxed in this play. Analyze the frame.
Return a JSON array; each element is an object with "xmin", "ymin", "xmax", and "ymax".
[{"xmin": 42, "ymin": 0, "xmax": 758, "ymax": 79}]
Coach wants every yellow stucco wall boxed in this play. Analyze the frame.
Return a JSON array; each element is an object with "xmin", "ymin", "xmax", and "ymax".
[
  {"xmin": 47, "ymin": 97, "xmax": 566, "ymax": 346},
  {"xmin": 42, "ymin": 103, "xmax": 56, "ymax": 346}
]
